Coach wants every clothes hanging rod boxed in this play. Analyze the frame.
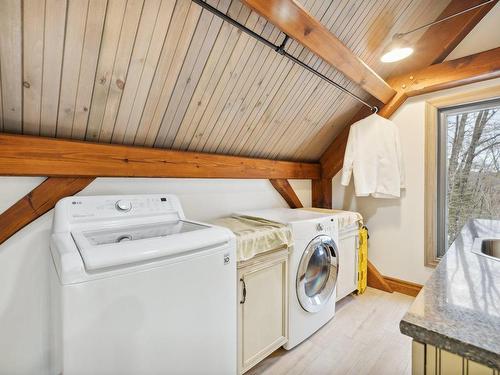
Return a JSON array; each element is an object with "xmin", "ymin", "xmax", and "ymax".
[{"xmin": 191, "ymin": 0, "xmax": 379, "ymax": 113}]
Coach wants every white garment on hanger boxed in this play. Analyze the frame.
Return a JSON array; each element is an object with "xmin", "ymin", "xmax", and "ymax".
[{"xmin": 341, "ymin": 113, "xmax": 405, "ymax": 198}]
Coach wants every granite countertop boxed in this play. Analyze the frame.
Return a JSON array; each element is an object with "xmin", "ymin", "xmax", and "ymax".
[{"xmin": 400, "ymin": 219, "xmax": 500, "ymax": 370}]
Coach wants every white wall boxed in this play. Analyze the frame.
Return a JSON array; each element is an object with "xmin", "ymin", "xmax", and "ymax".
[
  {"xmin": 0, "ymin": 177, "xmax": 310, "ymax": 374},
  {"xmin": 332, "ymin": 77, "xmax": 500, "ymax": 285}
]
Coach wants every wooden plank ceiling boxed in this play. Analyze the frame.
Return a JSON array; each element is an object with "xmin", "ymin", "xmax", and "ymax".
[{"xmin": 0, "ymin": 0, "xmax": 451, "ymax": 162}]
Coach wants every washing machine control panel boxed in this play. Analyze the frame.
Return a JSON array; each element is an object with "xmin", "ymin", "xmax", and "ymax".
[
  {"xmin": 115, "ymin": 200, "xmax": 132, "ymax": 212},
  {"xmin": 64, "ymin": 195, "xmax": 181, "ymax": 222}
]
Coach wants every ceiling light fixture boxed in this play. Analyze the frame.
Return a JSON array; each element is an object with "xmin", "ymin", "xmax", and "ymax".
[
  {"xmin": 381, "ymin": 0, "xmax": 494, "ymax": 63},
  {"xmin": 380, "ymin": 34, "xmax": 413, "ymax": 63}
]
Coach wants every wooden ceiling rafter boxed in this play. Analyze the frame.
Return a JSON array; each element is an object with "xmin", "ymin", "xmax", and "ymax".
[{"xmin": 240, "ymin": 0, "xmax": 396, "ymax": 104}]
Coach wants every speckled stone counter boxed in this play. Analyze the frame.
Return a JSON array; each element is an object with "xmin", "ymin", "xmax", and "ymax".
[{"xmin": 400, "ymin": 219, "xmax": 500, "ymax": 370}]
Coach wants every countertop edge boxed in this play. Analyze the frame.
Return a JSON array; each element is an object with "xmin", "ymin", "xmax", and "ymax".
[{"xmin": 400, "ymin": 319, "xmax": 500, "ymax": 370}]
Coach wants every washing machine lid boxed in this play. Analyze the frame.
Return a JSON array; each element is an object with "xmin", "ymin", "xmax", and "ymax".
[
  {"xmin": 71, "ymin": 220, "xmax": 229, "ymax": 271},
  {"xmin": 78, "ymin": 220, "xmax": 207, "ymax": 246}
]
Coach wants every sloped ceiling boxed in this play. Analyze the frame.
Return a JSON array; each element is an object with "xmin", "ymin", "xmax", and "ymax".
[{"xmin": 0, "ymin": 0, "xmax": 450, "ymax": 161}]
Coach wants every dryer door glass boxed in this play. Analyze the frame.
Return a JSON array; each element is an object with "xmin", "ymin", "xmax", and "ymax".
[{"xmin": 297, "ymin": 235, "xmax": 339, "ymax": 313}]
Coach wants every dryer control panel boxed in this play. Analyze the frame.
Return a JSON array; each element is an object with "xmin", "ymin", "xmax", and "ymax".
[{"xmin": 316, "ymin": 219, "xmax": 337, "ymax": 235}]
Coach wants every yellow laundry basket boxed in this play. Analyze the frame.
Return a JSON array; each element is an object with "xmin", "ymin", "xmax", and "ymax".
[{"xmin": 357, "ymin": 226, "xmax": 368, "ymax": 295}]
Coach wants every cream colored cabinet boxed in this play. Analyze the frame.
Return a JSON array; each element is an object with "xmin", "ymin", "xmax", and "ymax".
[
  {"xmin": 412, "ymin": 341, "xmax": 496, "ymax": 375},
  {"xmin": 237, "ymin": 249, "xmax": 288, "ymax": 374},
  {"xmin": 336, "ymin": 224, "xmax": 359, "ymax": 301}
]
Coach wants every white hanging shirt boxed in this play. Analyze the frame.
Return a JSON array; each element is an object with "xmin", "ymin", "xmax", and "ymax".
[{"xmin": 341, "ymin": 114, "xmax": 405, "ymax": 198}]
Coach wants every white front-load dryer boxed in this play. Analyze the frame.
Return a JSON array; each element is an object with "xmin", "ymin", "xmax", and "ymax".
[{"xmin": 237, "ymin": 208, "xmax": 339, "ymax": 349}]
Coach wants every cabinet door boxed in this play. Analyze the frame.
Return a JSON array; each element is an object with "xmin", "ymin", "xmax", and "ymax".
[
  {"xmin": 239, "ymin": 259, "xmax": 287, "ymax": 372},
  {"xmin": 337, "ymin": 232, "xmax": 358, "ymax": 301}
]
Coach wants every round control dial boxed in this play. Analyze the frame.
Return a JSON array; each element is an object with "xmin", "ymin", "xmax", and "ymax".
[{"xmin": 115, "ymin": 200, "xmax": 132, "ymax": 212}]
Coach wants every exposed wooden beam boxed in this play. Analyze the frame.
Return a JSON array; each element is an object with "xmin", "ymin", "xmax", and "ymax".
[
  {"xmin": 367, "ymin": 261, "xmax": 394, "ymax": 293},
  {"xmin": 376, "ymin": 47, "xmax": 500, "ymax": 119},
  {"xmin": 240, "ymin": 0, "xmax": 395, "ymax": 103},
  {"xmin": 0, "ymin": 177, "xmax": 94, "ymax": 245},
  {"xmin": 270, "ymin": 179, "xmax": 303, "ymax": 208},
  {"xmin": 0, "ymin": 133, "xmax": 320, "ymax": 179},
  {"xmin": 389, "ymin": 47, "xmax": 500, "ymax": 99},
  {"xmin": 321, "ymin": 47, "xmax": 500, "ymax": 179},
  {"xmin": 311, "ymin": 178, "xmax": 332, "ymax": 208}
]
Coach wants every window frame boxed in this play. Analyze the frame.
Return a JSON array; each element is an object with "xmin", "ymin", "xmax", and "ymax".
[
  {"xmin": 436, "ymin": 99, "xmax": 500, "ymax": 257},
  {"xmin": 424, "ymin": 85, "xmax": 500, "ymax": 268}
]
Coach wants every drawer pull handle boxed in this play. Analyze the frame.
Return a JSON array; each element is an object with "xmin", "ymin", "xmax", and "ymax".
[{"xmin": 240, "ymin": 278, "xmax": 246, "ymax": 304}]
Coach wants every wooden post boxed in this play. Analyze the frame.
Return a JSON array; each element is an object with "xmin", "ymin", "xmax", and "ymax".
[
  {"xmin": 270, "ymin": 179, "xmax": 303, "ymax": 208},
  {"xmin": 311, "ymin": 179, "xmax": 332, "ymax": 209}
]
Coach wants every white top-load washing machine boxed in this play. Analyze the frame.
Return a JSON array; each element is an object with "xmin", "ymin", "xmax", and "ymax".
[
  {"xmin": 50, "ymin": 194, "xmax": 237, "ymax": 375},
  {"xmin": 237, "ymin": 208, "xmax": 339, "ymax": 350}
]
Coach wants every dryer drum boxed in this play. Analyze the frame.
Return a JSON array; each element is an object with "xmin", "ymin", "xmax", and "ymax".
[{"xmin": 296, "ymin": 235, "xmax": 339, "ymax": 313}]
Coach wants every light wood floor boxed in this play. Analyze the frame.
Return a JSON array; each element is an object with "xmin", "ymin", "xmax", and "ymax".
[{"xmin": 248, "ymin": 287, "xmax": 415, "ymax": 375}]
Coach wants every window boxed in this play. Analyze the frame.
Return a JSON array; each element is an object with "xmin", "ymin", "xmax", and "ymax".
[{"xmin": 436, "ymin": 99, "xmax": 500, "ymax": 257}]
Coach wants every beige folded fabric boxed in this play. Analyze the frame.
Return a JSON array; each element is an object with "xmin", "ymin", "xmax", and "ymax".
[
  {"xmin": 300, "ymin": 208, "xmax": 363, "ymax": 230},
  {"xmin": 210, "ymin": 216, "xmax": 292, "ymax": 262}
]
